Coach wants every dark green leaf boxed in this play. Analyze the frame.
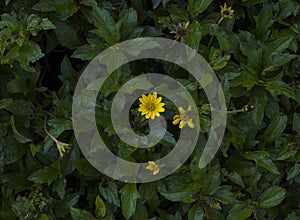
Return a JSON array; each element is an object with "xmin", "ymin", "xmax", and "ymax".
[
  {"xmin": 258, "ymin": 186, "xmax": 286, "ymax": 208},
  {"xmin": 227, "ymin": 200, "xmax": 253, "ymax": 220},
  {"xmin": 120, "ymin": 183, "xmax": 140, "ymax": 220},
  {"xmin": 188, "ymin": 0, "xmax": 213, "ymax": 14}
]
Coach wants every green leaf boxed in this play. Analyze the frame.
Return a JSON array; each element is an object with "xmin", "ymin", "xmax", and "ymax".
[
  {"xmin": 239, "ymin": 32, "xmax": 262, "ymax": 72},
  {"xmin": 0, "ymin": 98, "xmax": 13, "ymax": 110},
  {"xmin": 278, "ymin": 0, "xmax": 300, "ymax": 19},
  {"xmin": 261, "ymin": 115, "xmax": 287, "ymax": 143},
  {"xmin": 33, "ymin": 0, "xmax": 79, "ymax": 20},
  {"xmin": 250, "ymin": 87, "xmax": 267, "ymax": 127},
  {"xmin": 53, "ymin": 178, "xmax": 66, "ymax": 198},
  {"xmin": 6, "ymin": 75, "xmax": 29, "ymax": 94},
  {"xmin": 120, "ymin": 8, "xmax": 138, "ymax": 40},
  {"xmin": 209, "ymin": 47, "xmax": 230, "ymax": 71},
  {"xmin": 30, "ymin": 143, "xmax": 41, "ymax": 156},
  {"xmin": 95, "ymin": 196, "xmax": 106, "ymax": 218},
  {"xmin": 120, "ymin": 183, "xmax": 140, "ymax": 220},
  {"xmin": 54, "ymin": 193, "xmax": 80, "ymax": 217},
  {"xmin": 3, "ymin": 134, "xmax": 28, "ymax": 165},
  {"xmin": 54, "ymin": 22, "xmax": 80, "ymax": 50},
  {"xmin": 212, "ymin": 187, "xmax": 236, "ymax": 204},
  {"xmin": 188, "ymin": 203, "xmax": 205, "ymax": 220},
  {"xmin": 243, "ymin": 151, "xmax": 280, "ymax": 174},
  {"xmin": 6, "ymin": 40, "xmax": 44, "ymax": 72},
  {"xmin": 227, "ymin": 200, "xmax": 253, "ymax": 220},
  {"xmin": 99, "ymin": 183, "xmax": 120, "ymax": 207},
  {"xmin": 293, "ymin": 113, "xmax": 300, "ymax": 134},
  {"xmin": 263, "ymin": 37, "xmax": 293, "ymax": 67},
  {"xmin": 233, "ymin": 68, "xmax": 258, "ymax": 90},
  {"xmin": 72, "ymin": 41, "xmax": 105, "ymax": 60},
  {"xmin": 188, "ymin": 0, "xmax": 213, "ymax": 14},
  {"xmin": 91, "ymin": 6, "xmax": 120, "ymax": 45},
  {"xmin": 28, "ymin": 165, "xmax": 60, "ymax": 185},
  {"xmin": 287, "ymin": 163, "xmax": 300, "ymax": 181},
  {"xmin": 258, "ymin": 186, "xmax": 286, "ymax": 208},
  {"xmin": 5, "ymin": 0, "xmax": 12, "ymax": 5},
  {"xmin": 184, "ymin": 21, "xmax": 202, "ymax": 51},
  {"xmin": 227, "ymin": 171, "xmax": 245, "ymax": 187},
  {"xmin": 9, "ymin": 116, "xmax": 32, "ymax": 143},
  {"xmin": 263, "ymin": 53, "xmax": 297, "ymax": 72},
  {"xmin": 265, "ymin": 77, "xmax": 298, "ymax": 102},
  {"xmin": 254, "ymin": 2, "xmax": 274, "ymax": 41},
  {"xmin": 75, "ymin": 158, "xmax": 99, "ymax": 176},
  {"xmin": 70, "ymin": 207, "xmax": 97, "ymax": 220},
  {"xmin": 159, "ymin": 189, "xmax": 192, "ymax": 202}
]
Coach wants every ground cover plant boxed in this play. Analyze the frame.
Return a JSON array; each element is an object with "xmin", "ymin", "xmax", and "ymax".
[{"xmin": 0, "ymin": 0, "xmax": 300, "ymax": 219}]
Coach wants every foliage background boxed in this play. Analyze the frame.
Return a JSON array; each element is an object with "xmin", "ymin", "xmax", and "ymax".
[{"xmin": 0, "ymin": 0, "xmax": 300, "ymax": 219}]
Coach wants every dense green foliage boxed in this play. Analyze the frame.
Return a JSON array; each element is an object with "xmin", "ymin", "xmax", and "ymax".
[{"xmin": 0, "ymin": 0, "xmax": 300, "ymax": 219}]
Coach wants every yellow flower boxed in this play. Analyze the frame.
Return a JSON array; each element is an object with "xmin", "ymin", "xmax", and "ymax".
[
  {"xmin": 138, "ymin": 92, "xmax": 165, "ymax": 120},
  {"xmin": 146, "ymin": 161, "xmax": 160, "ymax": 175},
  {"xmin": 172, "ymin": 105, "xmax": 195, "ymax": 129},
  {"xmin": 220, "ymin": 3, "xmax": 234, "ymax": 18}
]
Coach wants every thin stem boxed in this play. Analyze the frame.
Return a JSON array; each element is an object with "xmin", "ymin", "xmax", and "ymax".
[
  {"xmin": 207, "ymin": 17, "xmax": 224, "ymax": 48},
  {"xmin": 44, "ymin": 114, "xmax": 58, "ymax": 144}
]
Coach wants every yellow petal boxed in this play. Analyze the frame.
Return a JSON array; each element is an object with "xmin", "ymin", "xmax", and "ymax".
[
  {"xmin": 145, "ymin": 112, "xmax": 151, "ymax": 119},
  {"xmin": 173, "ymin": 118, "xmax": 181, "ymax": 125},
  {"xmin": 155, "ymin": 96, "xmax": 162, "ymax": 104},
  {"xmin": 179, "ymin": 121, "xmax": 185, "ymax": 129},
  {"xmin": 156, "ymin": 107, "xmax": 165, "ymax": 112},
  {"xmin": 187, "ymin": 119, "xmax": 195, "ymax": 128},
  {"xmin": 146, "ymin": 161, "xmax": 159, "ymax": 175},
  {"xmin": 156, "ymin": 103, "xmax": 165, "ymax": 108},
  {"xmin": 152, "ymin": 92, "xmax": 157, "ymax": 99},
  {"xmin": 151, "ymin": 113, "xmax": 155, "ymax": 120},
  {"xmin": 178, "ymin": 106, "xmax": 185, "ymax": 115}
]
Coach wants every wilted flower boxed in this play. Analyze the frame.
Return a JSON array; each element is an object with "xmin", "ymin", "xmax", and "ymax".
[
  {"xmin": 170, "ymin": 21, "xmax": 191, "ymax": 43},
  {"xmin": 173, "ymin": 105, "xmax": 195, "ymax": 129},
  {"xmin": 146, "ymin": 161, "xmax": 160, "ymax": 175}
]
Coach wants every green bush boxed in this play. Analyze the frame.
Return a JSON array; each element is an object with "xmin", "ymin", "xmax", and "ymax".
[{"xmin": 0, "ymin": 0, "xmax": 300, "ymax": 219}]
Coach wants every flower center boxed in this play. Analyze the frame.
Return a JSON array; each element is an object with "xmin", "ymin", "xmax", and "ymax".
[
  {"xmin": 147, "ymin": 103, "xmax": 156, "ymax": 111},
  {"xmin": 223, "ymin": 10, "xmax": 230, "ymax": 15}
]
